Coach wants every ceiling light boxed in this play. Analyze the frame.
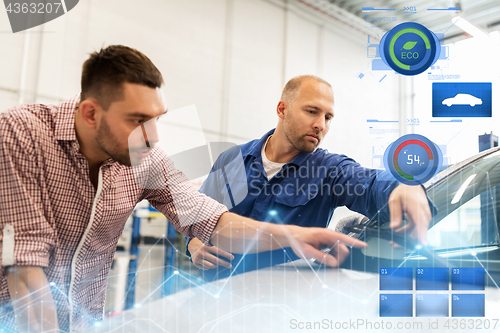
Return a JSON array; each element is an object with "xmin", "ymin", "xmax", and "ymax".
[{"xmin": 452, "ymin": 17, "xmax": 489, "ymax": 38}]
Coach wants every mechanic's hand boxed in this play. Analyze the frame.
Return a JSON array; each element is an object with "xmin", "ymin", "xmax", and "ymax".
[
  {"xmin": 286, "ymin": 226, "xmax": 368, "ymax": 267},
  {"xmin": 188, "ymin": 237, "xmax": 235, "ymax": 270},
  {"xmin": 388, "ymin": 184, "xmax": 432, "ymax": 245}
]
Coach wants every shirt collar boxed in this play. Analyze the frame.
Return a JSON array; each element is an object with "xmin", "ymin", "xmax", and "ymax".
[
  {"xmin": 54, "ymin": 94, "xmax": 80, "ymax": 142},
  {"xmin": 245, "ymin": 128, "xmax": 312, "ymax": 167},
  {"xmin": 246, "ymin": 128, "xmax": 275, "ymax": 158},
  {"xmin": 289, "ymin": 150, "xmax": 311, "ymax": 167}
]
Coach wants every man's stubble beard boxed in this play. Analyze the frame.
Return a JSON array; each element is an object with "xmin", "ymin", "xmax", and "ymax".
[
  {"xmin": 282, "ymin": 111, "xmax": 317, "ymax": 154},
  {"xmin": 95, "ymin": 115, "xmax": 132, "ymax": 166}
]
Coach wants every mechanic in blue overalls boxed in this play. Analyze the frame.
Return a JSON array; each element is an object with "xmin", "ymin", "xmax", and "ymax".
[{"xmin": 186, "ymin": 75, "xmax": 432, "ymax": 281}]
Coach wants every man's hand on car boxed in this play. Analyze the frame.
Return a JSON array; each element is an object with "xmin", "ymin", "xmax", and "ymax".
[
  {"xmin": 285, "ymin": 225, "xmax": 368, "ymax": 267},
  {"xmin": 188, "ymin": 237, "xmax": 234, "ymax": 270},
  {"xmin": 194, "ymin": 219, "xmax": 368, "ymax": 270},
  {"xmin": 388, "ymin": 184, "xmax": 432, "ymax": 245}
]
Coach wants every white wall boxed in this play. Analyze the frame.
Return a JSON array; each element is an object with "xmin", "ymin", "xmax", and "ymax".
[
  {"xmin": 412, "ymin": 33, "xmax": 500, "ymax": 164},
  {"xmin": 0, "ymin": 0, "xmax": 400, "ymax": 160}
]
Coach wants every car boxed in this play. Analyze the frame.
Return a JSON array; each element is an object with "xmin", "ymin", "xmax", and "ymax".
[
  {"xmin": 442, "ymin": 93, "xmax": 483, "ymax": 107},
  {"xmin": 88, "ymin": 147, "xmax": 500, "ymax": 332},
  {"xmin": 342, "ymin": 145, "xmax": 500, "ymax": 283}
]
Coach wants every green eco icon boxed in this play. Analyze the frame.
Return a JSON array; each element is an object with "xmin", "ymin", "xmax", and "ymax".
[
  {"xmin": 401, "ymin": 41, "xmax": 418, "ymax": 50},
  {"xmin": 380, "ymin": 22, "xmax": 440, "ymax": 75}
]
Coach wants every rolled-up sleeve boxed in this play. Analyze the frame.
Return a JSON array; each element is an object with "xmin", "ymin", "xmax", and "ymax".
[
  {"xmin": 140, "ymin": 149, "xmax": 228, "ymax": 244},
  {"xmin": 0, "ymin": 111, "xmax": 56, "ymax": 271}
]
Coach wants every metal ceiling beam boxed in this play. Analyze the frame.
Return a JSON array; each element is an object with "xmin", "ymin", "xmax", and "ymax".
[
  {"xmin": 294, "ymin": 0, "xmax": 386, "ymax": 40},
  {"xmin": 299, "ymin": 0, "xmax": 500, "ymax": 44}
]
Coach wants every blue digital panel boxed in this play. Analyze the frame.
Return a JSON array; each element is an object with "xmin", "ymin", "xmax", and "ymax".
[
  {"xmin": 380, "ymin": 294, "xmax": 413, "ymax": 317},
  {"xmin": 379, "ymin": 22, "xmax": 440, "ymax": 76},
  {"xmin": 451, "ymin": 268, "xmax": 485, "ymax": 290},
  {"xmin": 452, "ymin": 294, "xmax": 485, "ymax": 317},
  {"xmin": 380, "ymin": 267, "xmax": 413, "ymax": 290},
  {"xmin": 439, "ymin": 45, "xmax": 449, "ymax": 60},
  {"xmin": 432, "ymin": 82, "xmax": 492, "ymax": 117},
  {"xmin": 416, "ymin": 294, "xmax": 449, "ymax": 317},
  {"xmin": 416, "ymin": 267, "xmax": 449, "ymax": 290},
  {"xmin": 372, "ymin": 58, "xmax": 391, "ymax": 71},
  {"xmin": 383, "ymin": 134, "xmax": 443, "ymax": 186},
  {"xmin": 367, "ymin": 44, "xmax": 380, "ymax": 58}
]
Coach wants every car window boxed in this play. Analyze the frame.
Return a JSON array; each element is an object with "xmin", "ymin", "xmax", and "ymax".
[
  {"xmin": 428, "ymin": 187, "xmax": 499, "ymax": 250},
  {"xmin": 426, "ymin": 152, "xmax": 500, "ymax": 251},
  {"xmin": 360, "ymin": 149, "xmax": 500, "ymax": 260}
]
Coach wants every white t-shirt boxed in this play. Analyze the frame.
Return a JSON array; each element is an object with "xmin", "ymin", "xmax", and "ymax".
[{"xmin": 261, "ymin": 136, "xmax": 286, "ymax": 180}]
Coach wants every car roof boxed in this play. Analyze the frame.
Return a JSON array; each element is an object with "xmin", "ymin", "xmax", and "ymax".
[{"xmin": 425, "ymin": 146, "xmax": 500, "ymax": 190}]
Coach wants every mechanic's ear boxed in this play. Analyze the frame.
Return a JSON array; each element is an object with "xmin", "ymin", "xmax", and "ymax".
[{"xmin": 277, "ymin": 100, "xmax": 287, "ymax": 120}]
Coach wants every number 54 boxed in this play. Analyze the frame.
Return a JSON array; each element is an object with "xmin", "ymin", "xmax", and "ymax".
[{"xmin": 407, "ymin": 155, "xmax": 420, "ymax": 164}]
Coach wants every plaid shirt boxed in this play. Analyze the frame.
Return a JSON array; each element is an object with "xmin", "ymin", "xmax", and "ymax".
[{"xmin": 0, "ymin": 95, "xmax": 227, "ymax": 331}]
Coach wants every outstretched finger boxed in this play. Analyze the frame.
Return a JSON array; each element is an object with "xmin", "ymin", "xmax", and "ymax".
[
  {"xmin": 201, "ymin": 260, "xmax": 217, "ymax": 270},
  {"xmin": 395, "ymin": 223, "xmax": 413, "ymax": 234},
  {"xmin": 209, "ymin": 246, "xmax": 235, "ymax": 261},
  {"xmin": 203, "ymin": 253, "xmax": 232, "ymax": 269},
  {"xmin": 412, "ymin": 211, "xmax": 430, "ymax": 246},
  {"xmin": 389, "ymin": 196, "xmax": 403, "ymax": 230},
  {"xmin": 299, "ymin": 243, "xmax": 341, "ymax": 267},
  {"xmin": 321, "ymin": 230, "xmax": 368, "ymax": 249},
  {"xmin": 331, "ymin": 242, "xmax": 350, "ymax": 266}
]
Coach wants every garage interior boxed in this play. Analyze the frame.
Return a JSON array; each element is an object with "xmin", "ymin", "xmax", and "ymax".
[{"xmin": 1, "ymin": 0, "xmax": 499, "ymax": 327}]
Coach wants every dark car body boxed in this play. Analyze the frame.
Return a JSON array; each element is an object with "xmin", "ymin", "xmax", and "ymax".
[{"xmin": 341, "ymin": 146, "xmax": 500, "ymax": 286}]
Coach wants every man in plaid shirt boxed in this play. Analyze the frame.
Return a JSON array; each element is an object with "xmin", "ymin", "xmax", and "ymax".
[{"xmin": 0, "ymin": 45, "xmax": 371, "ymax": 332}]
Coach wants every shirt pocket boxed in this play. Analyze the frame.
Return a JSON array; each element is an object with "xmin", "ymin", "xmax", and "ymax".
[{"xmin": 274, "ymin": 182, "xmax": 319, "ymax": 207}]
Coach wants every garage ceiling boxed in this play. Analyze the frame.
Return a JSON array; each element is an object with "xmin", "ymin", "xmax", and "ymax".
[{"xmin": 305, "ymin": 0, "xmax": 500, "ymax": 42}]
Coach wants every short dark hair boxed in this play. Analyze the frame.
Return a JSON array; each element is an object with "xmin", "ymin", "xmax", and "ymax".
[
  {"xmin": 81, "ymin": 45, "xmax": 164, "ymax": 110},
  {"xmin": 281, "ymin": 75, "xmax": 332, "ymax": 105}
]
